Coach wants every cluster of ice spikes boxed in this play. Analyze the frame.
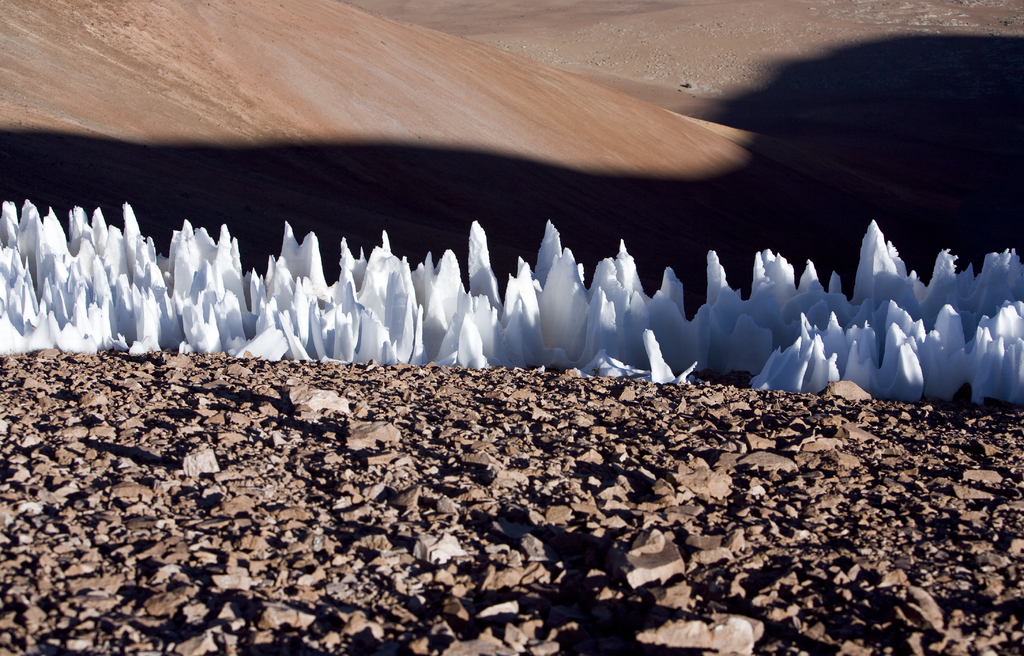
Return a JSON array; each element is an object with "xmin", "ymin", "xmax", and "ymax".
[{"xmin": 3, "ymin": 200, "xmax": 1024, "ymax": 404}]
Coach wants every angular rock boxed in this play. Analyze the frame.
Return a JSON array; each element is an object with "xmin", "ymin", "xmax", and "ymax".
[
  {"xmin": 347, "ymin": 421, "xmax": 402, "ymax": 450},
  {"xmin": 212, "ymin": 572, "xmax": 253, "ymax": 591},
  {"xmin": 256, "ymin": 603, "xmax": 316, "ymax": 630},
  {"xmin": 962, "ymin": 469, "xmax": 1002, "ymax": 484},
  {"xmin": 182, "ymin": 448, "xmax": 220, "ymax": 478},
  {"xmin": 738, "ymin": 451, "xmax": 797, "ymax": 473},
  {"xmin": 637, "ymin": 615, "xmax": 760, "ymax": 655},
  {"xmin": 953, "ymin": 484, "xmax": 995, "ymax": 500},
  {"xmin": 608, "ymin": 530, "xmax": 686, "ymax": 589},
  {"xmin": 288, "ymin": 384, "xmax": 350, "ymax": 414},
  {"xmin": 174, "ymin": 632, "xmax": 217, "ymax": 656},
  {"xmin": 414, "ymin": 533, "xmax": 468, "ymax": 564},
  {"xmin": 441, "ymin": 640, "xmax": 516, "ymax": 656},
  {"xmin": 144, "ymin": 588, "xmax": 191, "ymax": 617},
  {"xmin": 476, "ymin": 600, "xmax": 519, "ymax": 622},
  {"xmin": 902, "ymin": 586, "xmax": 944, "ymax": 632},
  {"xmin": 836, "ymin": 424, "xmax": 878, "ymax": 442},
  {"xmin": 392, "ymin": 485, "xmax": 421, "ymax": 511},
  {"xmin": 520, "ymin": 533, "xmax": 557, "ymax": 562},
  {"xmin": 822, "ymin": 380, "xmax": 872, "ymax": 402},
  {"xmin": 671, "ymin": 467, "xmax": 731, "ymax": 501}
]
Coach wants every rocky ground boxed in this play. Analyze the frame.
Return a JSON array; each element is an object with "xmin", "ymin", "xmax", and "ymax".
[{"xmin": 0, "ymin": 350, "xmax": 1022, "ymax": 656}]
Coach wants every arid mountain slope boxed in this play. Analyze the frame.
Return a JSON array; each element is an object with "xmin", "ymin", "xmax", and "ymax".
[{"xmin": 0, "ymin": 0, "xmax": 746, "ymax": 177}]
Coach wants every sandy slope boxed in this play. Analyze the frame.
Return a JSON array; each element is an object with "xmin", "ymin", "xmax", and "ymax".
[{"xmin": 0, "ymin": 0, "xmax": 747, "ymax": 178}]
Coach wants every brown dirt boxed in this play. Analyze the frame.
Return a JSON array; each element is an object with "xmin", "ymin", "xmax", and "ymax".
[{"xmin": 1, "ymin": 349, "xmax": 1022, "ymax": 655}]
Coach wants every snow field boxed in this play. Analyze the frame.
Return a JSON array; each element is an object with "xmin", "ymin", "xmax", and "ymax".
[{"xmin": 2, "ymin": 199, "xmax": 1024, "ymax": 404}]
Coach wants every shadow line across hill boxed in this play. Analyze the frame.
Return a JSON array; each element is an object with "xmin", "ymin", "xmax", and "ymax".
[{"xmin": 1, "ymin": 35, "xmax": 1022, "ymax": 315}]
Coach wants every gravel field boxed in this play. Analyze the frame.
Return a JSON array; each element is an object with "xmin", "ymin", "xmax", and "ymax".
[{"xmin": 1, "ymin": 350, "xmax": 1022, "ymax": 655}]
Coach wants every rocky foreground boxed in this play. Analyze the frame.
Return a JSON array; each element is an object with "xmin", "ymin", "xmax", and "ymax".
[{"xmin": 0, "ymin": 351, "xmax": 1022, "ymax": 656}]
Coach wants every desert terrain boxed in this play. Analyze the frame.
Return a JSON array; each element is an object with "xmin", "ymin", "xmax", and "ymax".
[{"xmin": 1, "ymin": 1, "xmax": 1024, "ymax": 655}]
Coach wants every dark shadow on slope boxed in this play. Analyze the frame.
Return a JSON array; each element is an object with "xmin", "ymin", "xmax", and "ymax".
[
  {"xmin": 709, "ymin": 35, "xmax": 1024, "ymax": 272},
  {"xmin": 0, "ymin": 128, "xmax": 969, "ymax": 316}
]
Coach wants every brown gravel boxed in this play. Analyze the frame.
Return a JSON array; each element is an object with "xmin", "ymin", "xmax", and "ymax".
[{"xmin": 1, "ymin": 350, "xmax": 1022, "ymax": 656}]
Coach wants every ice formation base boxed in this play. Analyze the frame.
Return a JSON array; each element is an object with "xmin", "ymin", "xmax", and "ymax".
[{"xmin": 3, "ymin": 200, "xmax": 1023, "ymax": 404}]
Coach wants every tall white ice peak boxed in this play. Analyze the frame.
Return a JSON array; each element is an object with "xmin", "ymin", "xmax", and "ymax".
[
  {"xmin": 122, "ymin": 203, "xmax": 141, "ymax": 280},
  {"xmin": 468, "ymin": 221, "xmax": 502, "ymax": 313},
  {"xmin": 798, "ymin": 261, "xmax": 822, "ymax": 294},
  {"xmin": 279, "ymin": 222, "xmax": 329, "ymax": 300},
  {"xmin": 853, "ymin": 220, "xmax": 912, "ymax": 308},
  {"xmin": 615, "ymin": 241, "xmax": 647, "ymax": 301},
  {"xmin": 706, "ymin": 251, "xmax": 728, "ymax": 307},
  {"xmin": 534, "ymin": 221, "xmax": 562, "ymax": 288},
  {"xmin": 828, "ymin": 271, "xmax": 842, "ymax": 296},
  {"xmin": 0, "ymin": 201, "xmax": 17, "ymax": 249},
  {"xmin": 538, "ymin": 247, "xmax": 589, "ymax": 363},
  {"xmin": 752, "ymin": 250, "xmax": 797, "ymax": 307}
]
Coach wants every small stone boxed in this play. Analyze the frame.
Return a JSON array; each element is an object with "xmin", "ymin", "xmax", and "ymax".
[
  {"xmin": 436, "ymin": 496, "xmax": 460, "ymax": 515},
  {"xmin": 822, "ymin": 380, "xmax": 872, "ymax": 402},
  {"xmin": 690, "ymin": 547, "xmax": 733, "ymax": 566},
  {"xmin": 79, "ymin": 391, "xmax": 109, "ymax": 407},
  {"xmin": 651, "ymin": 581, "xmax": 692, "ymax": 609},
  {"xmin": 879, "ymin": 569, "xmax": 909, "ymax": 588},
  {"xmin": 288, "ymin": 384, "xmax": 350, "ymax": 414},
  {"xmin": 182, "ymin": 448, "xmax": 220, "ymax": 478},
  {"xmin": 631, "ymin": 529, "xmax": 668, "ymax": 555},
  {"xmin": 144, "ymin": 588, "xmax": 190, "ymax": 617},
  {"xmin": 347, "ymin": 421, "xmax": 401, "ymax": 450},
  {"xmin": 636, "ymin": 620, "xmax": 710, "ymax": 650},
  {"xmin": 165, "ymin": 354, "xmax": 192, "ymax": 369},
  {"xmin": 608, "ymin": 532, "xmax": 686, "ymax": 589},
  {"xmin": 442, "ymin": 640, "xmax": 516, "ymax": 656},
  {"xmin": 527, "ymin": 641, "xmax": 560, "ymax": 656},
  {"xmin": 392, "ymin": 485, "xmax": 421, "ymax": 511},
  {"xmin": 545, "ymin": 505, "xmax": 573, "ymax": 525},
  {"xmin": 746, "ymin": 433, "xmax": 775, "ymax": 450},
  {"xmin": 637, "ymin": 616, "xmax": 760, "ymax": 655},
  {"xmin": 953, "ymin": 484, "xmax": 995, "ymax": 500},
  {"xmin": 110, "ymin": 482, "xmax": 154, "ymax": 502},
  {"xmin": 968, "ymin": 440, "xmax": 1001, "ymax": 457},
  {"xmin": 963, "ymin": 470, "xmax": 1003, "ymax": 484},
  {"xmin": 836, "ymin": 424, "xmax": 878, "ymax": 442},
  {"xmin": 976, "ymin": 551, "xmax": 1010, "ymax": 569},
  {"xmin": 442, "ymin": 596, "xmax": 472, "ymax": 631},
  {"xmin": 504, "ymin": 623, "xmax": 528, "ymax": 648},
  {"xmin": 225, "ymin": 363, "xmax": 252, "ymax": 377},
  {"xmin": 477, "ymin": 600, "xmax": 520, "ymax": 621},
  {"xmin": 738, "ymin": 452, "xmax": 797, "ymax": 473},
  {"xmin": 256, "ymin": 603, "xmax": 316, "ymax": 630},
  {"xmin": 174, "ymin": 632, "xmax": 217, "ymax": 656},
  {"xmin": 520, "ymin": 533, "xmax": 557, "ymax": 562},
  {"xmin": 724, "ymin": 529, "xmax": 746, "ymax": 553},
  {"xmin": 672, "ymin": 467, "xmax": 731, "ymax": 501},
  {"xmin": 414, "ymin": 533, "xmax": 468, "ymax": 564},
  {"xmin": 217, "ymin": 495, "xmax": 256, "ymax": 516},
  {"xmin": 212, "ymin": 572, "xmax": 253, "ymax": 591},
  {"xmin": 902, "ymin": 586, "xmax": 944, "ymax": 632}
]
